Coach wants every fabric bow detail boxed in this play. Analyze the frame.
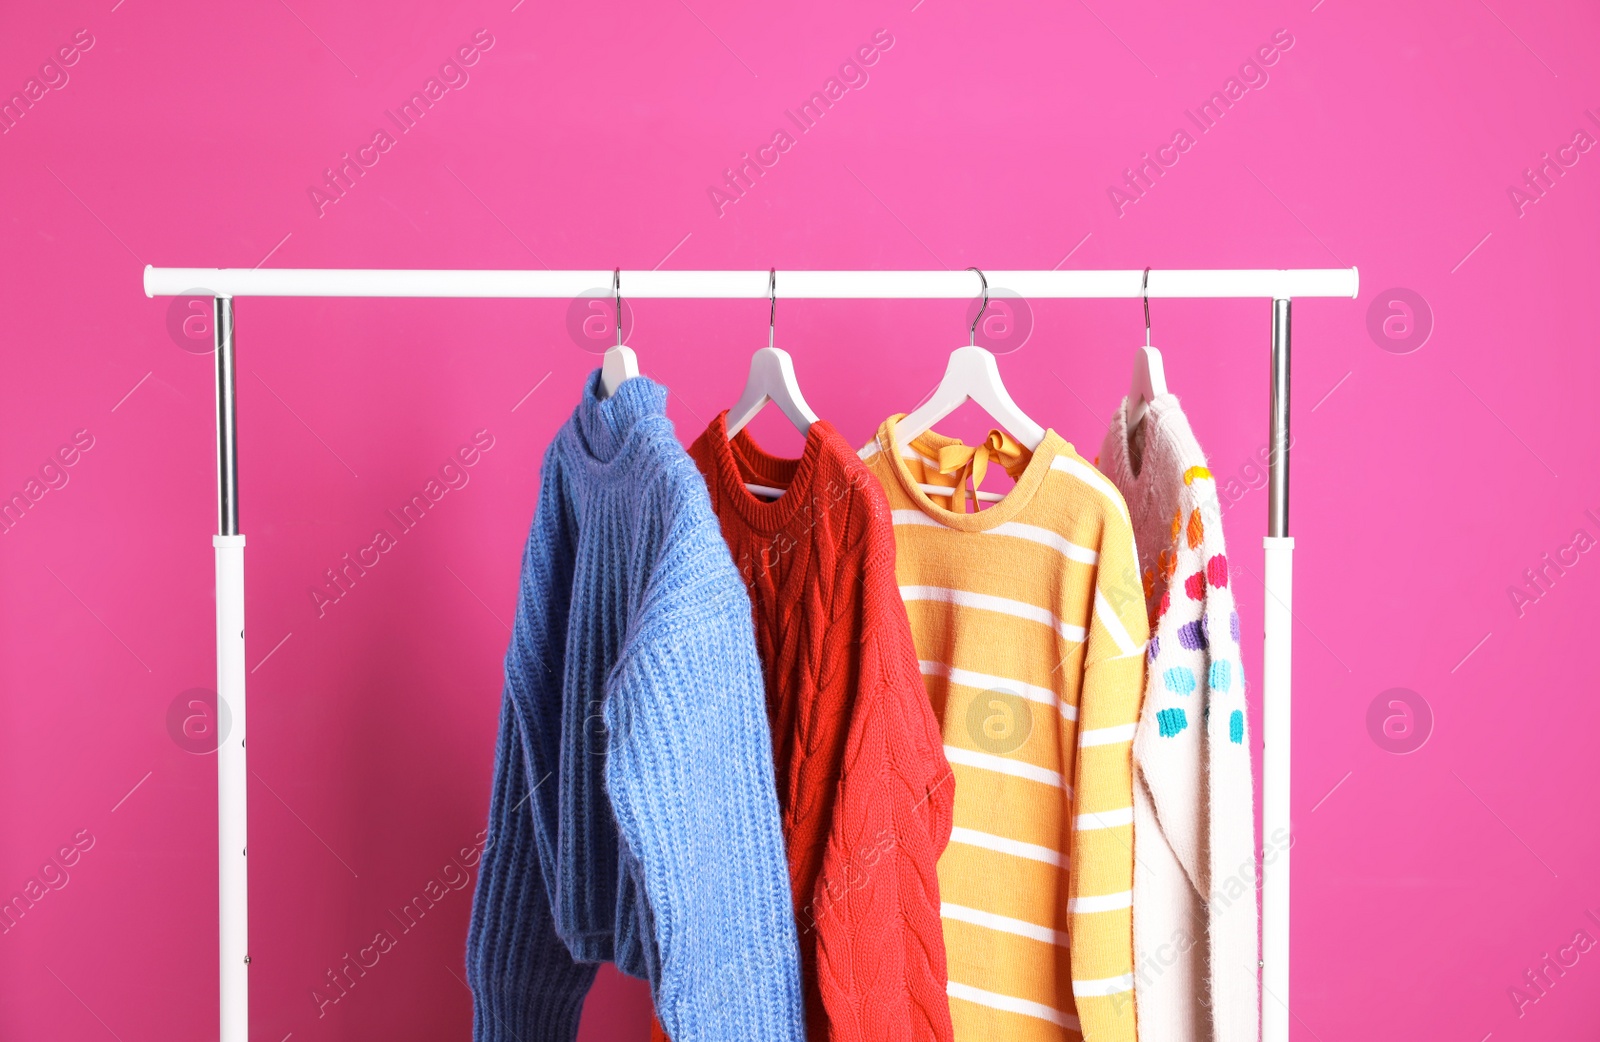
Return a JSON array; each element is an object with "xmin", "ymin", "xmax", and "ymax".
[{"xmin": 936, "ymin": 429, "xmax": 1029, "ymax": 513}]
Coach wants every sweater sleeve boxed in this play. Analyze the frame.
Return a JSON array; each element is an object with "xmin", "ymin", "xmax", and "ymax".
[
  {"xmin": 1067, "ymin": 507, "xmax": 1149, "ymax": 1042},
  {"xmin": 601, "ymin": 493, "xmax": 806, "ymax": 1042},
  {"xmin": 1196, "ymin": 494, "xmax": 1260, "ymax": 1042},
  {"xmin": 810, "ymin": 484, "xmax": 955, "ymax": 1042},
  {"xmin": 467, "ymin": 698, "xmax": 599, "ymax": 1042},
  {"xmin": 467, "ymin": 456, "xmax": 595, "ymax": 1042}
]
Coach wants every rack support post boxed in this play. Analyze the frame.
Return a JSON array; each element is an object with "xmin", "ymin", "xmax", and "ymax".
[
  {"xmin": 213, "ymin": 296, "xmax": 250, "ymax": 1042},
  {"xmin": 1262, "ymin": 297, "xmax": 1293, "ymax": 1042}
]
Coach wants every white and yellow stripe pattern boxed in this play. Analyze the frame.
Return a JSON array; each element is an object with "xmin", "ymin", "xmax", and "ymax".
[{"xmin": 862, "ymin": 417, "xmax": 1148, "ymax": 1042}]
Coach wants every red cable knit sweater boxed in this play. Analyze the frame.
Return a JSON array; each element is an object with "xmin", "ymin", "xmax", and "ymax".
[{"xmin": 684, "ymin": 414, "xmax": 955, "ymax": 1042}]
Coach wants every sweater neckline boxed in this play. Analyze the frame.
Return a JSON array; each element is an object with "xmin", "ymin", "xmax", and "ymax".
[
  {"xmin": 700, "ymin": 411, "xmax": 833, "ymax": 533},
  {"xmin": 568, "ymin": 369, "xmax": 670, "ymax": 471},
  {"xmin": 872, "ymin": 413, "xmax": 1068, "ymax": 533},
  {"xmin": 1103, "ymin": 392, "xmax": 1183, "ymax": 515}
]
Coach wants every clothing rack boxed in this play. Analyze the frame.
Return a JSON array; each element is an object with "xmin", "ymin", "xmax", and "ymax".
[{"xmin": 140, "ymin": 264, "xmax": 1359, "ymax": 1042}]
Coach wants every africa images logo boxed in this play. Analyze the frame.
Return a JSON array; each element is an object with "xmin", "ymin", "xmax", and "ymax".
[{"xmin": 965, "ymin": 687, "xmax": 1034, "ymax": 756}]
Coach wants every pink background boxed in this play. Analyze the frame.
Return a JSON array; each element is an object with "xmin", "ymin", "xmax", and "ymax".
[{"xmin": 3, "ymin": 0, "xmax": 1599, "ymax": 1038}]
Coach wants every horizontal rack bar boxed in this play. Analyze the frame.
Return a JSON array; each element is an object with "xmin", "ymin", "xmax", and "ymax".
[{"xmin": 144, "ymin": 266, "xmax": 1358, "ymax": 300}]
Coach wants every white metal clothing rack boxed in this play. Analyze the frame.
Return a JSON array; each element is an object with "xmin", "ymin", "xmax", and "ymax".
[{"xmin": 141, "ymin": 264, "xmax": 1358, "ymax": 1042}]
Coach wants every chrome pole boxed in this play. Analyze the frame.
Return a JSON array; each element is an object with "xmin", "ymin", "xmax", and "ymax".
[
  {"xmin": 215, "ymin": 296, "xmax": 239, "ymax": 536},
  {"xmin": 1268, "ymin": 298, "xmax": 1291, "ymax": 536}
]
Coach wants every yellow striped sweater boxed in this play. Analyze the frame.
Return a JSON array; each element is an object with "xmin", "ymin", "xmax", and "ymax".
[{"xmin": 861, "ymin": 416, "xmax": 1148, "ymax": 1042}]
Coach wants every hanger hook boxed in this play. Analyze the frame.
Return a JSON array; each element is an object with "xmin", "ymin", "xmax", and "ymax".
[
  {"xmin": 768, "ymin": 267, "xmax": 777, "ymax": 349},
  {"xmin": 1142, "ymin": 266, "xmax": 1152, "ymax": 349},
  {"xmin": 967, "ymin": 266, "xmax": 988, "ymax": 347},
  {"xmin": 612, "ymin": 267, "xmax": 623, "ymax": 348}
]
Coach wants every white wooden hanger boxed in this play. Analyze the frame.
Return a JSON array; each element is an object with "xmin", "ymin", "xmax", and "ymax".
[
  {"xmin": 895, "ymin": 268, "xmax": 1043, "ymax": 505},
  {"xmin": 1124, "ymin": 267, "xmax": 1168, "ymax": 431},
  {"xmin": 731, "ymin": 271, "xmax": 820, "ymax": 499},
  {"xmin": 728, "ymin": 271, "xmax": 819, "ymax": 438},
  {"xmin": 598, "ymin": 267, "xmax": 639, "ymax": 399},
  {"xmin": 727, "ymin": 347, "xmax": 817, "ymax": 438}
]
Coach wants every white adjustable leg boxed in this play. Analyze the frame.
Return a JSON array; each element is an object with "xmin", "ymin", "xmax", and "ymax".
[
  {"xmin": 1261, "ymin": 534, "xmax": 1293, "ymax": 1042},
  {"xmin": 217, "ymin": 533, "xmax": 248, "ymax": 1042}
]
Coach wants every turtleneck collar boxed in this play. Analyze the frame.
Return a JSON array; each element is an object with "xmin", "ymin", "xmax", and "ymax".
[{"xmin": 572, "ymin": 369, "xmax": 669, "ymax": 464}]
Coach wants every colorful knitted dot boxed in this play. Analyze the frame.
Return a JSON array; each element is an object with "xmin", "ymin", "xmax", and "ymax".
[
  {"xmin": 1177, "ymin": 620, "xmax": 1207, "ymax": 651},
  {"xmin": 1184, "ymin": 571, "xmax": 1207, "ymax": 600},
  {"xmin": 1142, "ymin": 566, "xmax": 1155, "ymax": 600},
  {"xmin": 1207, "ymin": 554, "xmax": 1229, "ymax": 588},
  {"xmin": 1210, "ymin": 659, "xmax": 1233, "ymax": 692},
  {"xmin": 1147, "ymin": 636, "xmax": 1160, "ymax": 663},
  {"xmin": 1170, "ymin": 509, "xmax": 1183, "ymax": 541},
  {"xmin": 1230, "ymin": 610, "xmax": 1241, "ymax": 643},
  {"xmin": 1158, "ymin": 707, "xmax": 1188, "ymax": 737},
  {"xmin": 1159, "ymin": 548, "xmax": 1179, "ymax": 582},
  {"xmin": 1158, "ymin": 590, "xmax": 1171, "ymax": 620},
  {"xmin": 1183, "ymin": 465, "xmax": 1213, "ymax": 485},
  {"xmin": 1229, "ymin": 710, "xmax": 1245, "ymax": 744},
  {"xmin": 1187, "ymin": 509, "xmax": 1205, "ymax": 549},
  {"xmin": 1163, "ymin": 666, "xmax": 1197, "ymax": 695}
]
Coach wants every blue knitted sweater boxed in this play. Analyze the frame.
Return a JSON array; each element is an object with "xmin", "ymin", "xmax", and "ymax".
[{"xmin": 466, "ymin": 371, "xmax": 805, "ymax": 1042}]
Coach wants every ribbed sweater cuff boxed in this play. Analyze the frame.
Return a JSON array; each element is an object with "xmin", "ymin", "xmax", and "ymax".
[{"xmin": 473, "ymin": 980, "xmax": 587, "ymax": 1042}]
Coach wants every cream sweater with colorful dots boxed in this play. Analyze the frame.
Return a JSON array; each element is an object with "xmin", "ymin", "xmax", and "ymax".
[{"xmin": 1098, "ymin": 394, "xmax": 1259, "ymax": 1042}]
